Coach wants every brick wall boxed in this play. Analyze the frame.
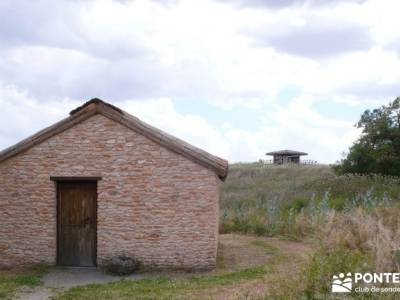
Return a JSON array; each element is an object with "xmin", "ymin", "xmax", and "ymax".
[{"xmin": 0, "ymin": 114, "xmax": 220, "ymax": 269}]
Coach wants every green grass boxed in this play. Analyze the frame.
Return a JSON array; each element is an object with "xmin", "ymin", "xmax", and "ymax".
[
  {"xmin": 303, "ymin": 245, "xmax": 371, "ymax": 298},
  {"xmin": 57, "ymin": 266, "xmax": 268, "ymax": 300},
  {"xmin": 0, "ymin": 265, "xmax": 47, "ymax": 299}
]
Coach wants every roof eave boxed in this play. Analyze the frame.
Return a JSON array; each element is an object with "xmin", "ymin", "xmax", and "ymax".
[{"xmin": 266, "ymin": 151, "xmax": 308, "ymax": 156}]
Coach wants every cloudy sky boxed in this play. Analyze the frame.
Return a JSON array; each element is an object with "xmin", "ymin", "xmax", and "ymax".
[{"xmin": 1, "ymin": 0, "xmax": 399, "ymax": 163}]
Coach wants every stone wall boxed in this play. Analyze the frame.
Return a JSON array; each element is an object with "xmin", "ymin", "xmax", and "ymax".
[{"xmin": 0, "ymin": 114, "xmax": 220, "ymax": 269}]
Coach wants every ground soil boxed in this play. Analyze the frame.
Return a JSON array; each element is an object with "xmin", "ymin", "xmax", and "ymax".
[{"xmin": 12, "ymin": 234, "xmax": 315, "ymax": 300}]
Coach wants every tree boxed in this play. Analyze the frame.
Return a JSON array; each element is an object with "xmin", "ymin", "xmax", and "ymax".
[{"xmin": 334, "ymin": 97, "xmax": 400, "ymax": 176}]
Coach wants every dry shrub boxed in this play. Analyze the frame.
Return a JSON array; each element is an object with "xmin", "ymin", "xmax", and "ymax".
[
  {"xmin": 322, "ymin": 207, "xmax": 400, "ymax": 272},
  {"xmin": 376, "ymin": 207, "xmax": 400, "ymax": 234},
  {"xmin": 292, "ymin": 212, "xmax": 314, "ymax": 236}
]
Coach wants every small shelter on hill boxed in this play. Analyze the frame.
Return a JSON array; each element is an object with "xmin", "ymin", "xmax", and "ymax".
[{"xmin": 266, "ymin": 149, "xmax": 308, "ymax": 165}]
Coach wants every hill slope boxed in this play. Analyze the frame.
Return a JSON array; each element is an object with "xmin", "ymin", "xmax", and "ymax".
[
  {"xmin": 220, "ymin": 163, "xmax": 400, "ymax": 236},
  {"xmin": 221, "ymin": 164, "xmax": 334, "ymax": 207}
]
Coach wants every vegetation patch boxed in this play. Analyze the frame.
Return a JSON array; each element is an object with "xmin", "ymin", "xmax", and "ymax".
[
  {"xmin": 221, "ymin": 164, "xmax": 400, "ymax": 239},
  {"xmin": 221, "ymin": 163, "xmax": 400, "ymax": 299},
  {"xmin": 56, "ymin": 234, "xmax": 311, "ymax": 299},
  {"xmin": 0, "ymin": 265, "xmax": 47, "ymax": 299},
  {"xmin": 57, "ymin": 266, "xmax": 267, "ymax": 300},
  {"xmin": 334, "ymin": 97, "xmax": 400, "ymax": 176},
  {"xmin": 303, "ymin": 245, "xmax": 371, "ymax": 298}
]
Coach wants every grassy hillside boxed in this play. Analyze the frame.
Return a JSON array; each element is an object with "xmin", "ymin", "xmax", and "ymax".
[
  {"xmin": 221, "ymin": 164, "xmax": 335, "ymax": 214},
  {"xmin": 222, "ymin": 163, "xmax": 400, "ymax": 209},
  {"xmin": 220, "ymin": 163, "xmax": 400, "ymax": 298},
  {"xmin": 221, "ymin": 163, "xmax": 400, "ymax": 236}
]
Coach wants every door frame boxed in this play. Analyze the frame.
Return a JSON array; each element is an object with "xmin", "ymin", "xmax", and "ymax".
[{"xmin": 52, "ymin": 177, "xmax": 101, "ymax": 267}]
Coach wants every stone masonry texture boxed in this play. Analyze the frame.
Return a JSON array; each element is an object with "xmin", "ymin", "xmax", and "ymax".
[{"xmin": 0, "ymin": 114, "xmax": 220, "ymax": 269}]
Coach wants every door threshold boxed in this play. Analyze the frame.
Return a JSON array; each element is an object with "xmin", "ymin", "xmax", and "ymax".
[{"xmin": 56, "ymin": 266, "xmax": 98, "ymax": 270}]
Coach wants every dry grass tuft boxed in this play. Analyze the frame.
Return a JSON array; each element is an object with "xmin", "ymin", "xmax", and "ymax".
[{"xmin": 322, "ymin": 207, "xmax": 400, "ymax": 273}]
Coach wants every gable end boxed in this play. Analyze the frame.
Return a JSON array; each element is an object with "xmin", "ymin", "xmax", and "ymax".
[{"xmin": 0, "ymin": 99, "xmax": 229, "ymax": 180}]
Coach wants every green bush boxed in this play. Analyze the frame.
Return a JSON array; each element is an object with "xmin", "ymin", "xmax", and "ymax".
[
  {"xmin": 328, "ymin": 196, "xmax": 346, "ymax": 211},
  {"xmin": 252, "ymin": 221, "xmax": 268, "ymax": 236},
  {"xmin": 283, "ymin": 197, "xmax": 309, "ymax": 213},
  {"xmin": 335, "ymin": 98, "xmax": 400, "ymax": 176},
  {"xmin": 304, "ymin": 245, "xmax": 370, "ymax": 298}
]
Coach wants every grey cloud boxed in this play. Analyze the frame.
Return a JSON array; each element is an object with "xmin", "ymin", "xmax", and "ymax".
[
  {"xmin": 338, "ymin": 82, "xmax": 400, "ymax": 99},
  {"xmin": 1, "ymin": 0, "xmax": 375, "ymax": 105},
  {"xmin": 0, "ymin": 0, "xmax": 223, "ymax": 102},
  {"xmin": 219, "ymin": 0, "xmax": 366, "ymax": 9},
  {"xmin": 0, "ymin": 0, "xmax": 227, "ymax": 101},
  {"xmin": 0, "ymin": 51, "xmax": 154, "ymax": 100},
  {"xmin": 113, "ymin": 0, "xmax": 179, "ymax": 7},
  {"xmin": 386, "ymin": 40, "xmax": 400, "ymax": 57},
  {"xmin": 246, "ymin": 22, "xmax": 373, "ymax": 58},
  {"xmin": 0, "ymin": 1, "xmax": 83, "ymax": 49},
  {"xmin": 0, "ymin": 43, "xmax": 220, "ymax": 102},
  {"xmin": 0, "ymin": 0, "xmax": 193, "ymax": 101},
  {"xmin": 0, "ymin": 0, "xmax": 148, "ymax": 61}
]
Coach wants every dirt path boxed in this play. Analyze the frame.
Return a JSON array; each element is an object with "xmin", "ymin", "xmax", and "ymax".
[
  {"xmin": 13, "ymin": 234, "xmax": 314, "ymax": 300},
  {"xmin": 217, "ymin": 234, "xmax": 314, "ymax": 272},
  {"xmin": 204, "ymin": 234, "xmax": 315, "ymax": 299}
]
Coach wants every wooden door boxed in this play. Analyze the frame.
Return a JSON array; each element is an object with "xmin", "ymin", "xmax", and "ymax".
[{"xmin": 58, "ymin": 181, "xmax": 97, "ymax": 267}]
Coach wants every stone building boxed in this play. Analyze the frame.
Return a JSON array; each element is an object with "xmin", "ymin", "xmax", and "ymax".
[
  {"xmin": 0, "ymin": 99, "xmax": 228, "ymax": 269},
  {"xmin": 266, "ymin": 149, "xmax": 308, "ymax": 165}
]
